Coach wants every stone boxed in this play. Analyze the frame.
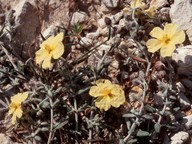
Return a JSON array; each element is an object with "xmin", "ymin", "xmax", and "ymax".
[
  {"xmin": 12, "ymin": 0, "xmax": 40, "ymax": 59},
  {"xmin": 181, "ymin": 78, "xmax": 192, "ymax": 90},
  {"xmin": 0, "ymin": 133, "xmax": 15, "ymax": 144},
  {"xmin": 171, "ymin": 131, "xmax": 189, "ymax": 144},
  {"xmin": 109, "ymin": 11, "xmax": 123, "ymax": 24},
  {"xmin": 172, "ymin": 46, "xmax": 192, "ymax": 76},
  {"xmin": 97, "ymin": 44, "xmax": 111, "ymax": 55},
  {"xmin": 150, "ymin": 0, "xmax": 168, "ymax": 9},
  {"xmin": 170, "ymin": 0, "xmax": 192, "ymax": 42},
  {"xmin": 70, "ymin": 11, "xmax": 88, "ymax": 26},
  {"xmin": 183, "ymin": 115, "xmax": 192, "ymax": 129},
  {"xmin": 178, "ymin": 92, "xmax": 191, "ymax": 110},
  {"xmin": 86, "ymin": 29, "xmax": 100, "ymax": 40},
  {"xmin": 98, "ymin": 18, "xmax": 107, "ymax": 29},
  {"xmin": 80, "ymin": 37, "xmax": 93, "ymax": 47},
  {"xmin": 103, "ymin": 0, "xmax": 119, "ymax": 8},
  {"xmin": 42, "ymin": 23, "xmax": 63, "ymax": 39}
]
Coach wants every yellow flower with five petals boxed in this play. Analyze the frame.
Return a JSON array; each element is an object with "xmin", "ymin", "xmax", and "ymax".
[
  {"xmin": 146, "ymin": 23, "xmax": 185, "ymax": 57},
  {"xmin": 8, "ymin": 92, "xmax": 28, "ymax": 124},
  {"xmin": 35, "ymin": 32, "xmax": 64, "ymax": 69},
  {"xmin": 89, "ymin": 79, "xmax": 125, "ymax": 111}
]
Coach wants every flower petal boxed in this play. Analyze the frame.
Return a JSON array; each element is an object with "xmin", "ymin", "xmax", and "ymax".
[
  {"xmin": 14, "ymin": 106, "xmax": 23, "ymax": 118},
  {"xmin": 35, "ymin": 48, "xmax": 48, "ymax": 65},
  {"xmin": 8, "ymin": 103, "xmax": 15, "ymax": 115},
  {"xmin": 42, "ymin": 55, "xmax": 52, "ymax": 69},
  {"xmin": 171, "ymin": 30, "xmax": 185, "ymax": 44},
  {"xmin": 146, "ymin": 39, "xmax": 162, "ymax": 53},
  {"xmin": 160, "ymin": 44, "xmax": 176, "ymax": 57},
  {"xmin": 89, "ymin": 86, "xmax": 102, "ymax": 97},
  {"xmin": 11, "ymin": 113, "xmax": 17, "ymax": 124},
  {"xmin": 40, "ymin": 36, "xmax": 54, "ymax": 49},
  {"xmin": 110, "ymin": 85, "xmax": 125, "ymax": 108},
  {"xmin": 131, "ymin": 0, "xmax": 145, "ymax": 9},
  {"xmin": 150, "ymin": 27, "xmax": 164, "ymax": 39},
  {"xmin": 164, "ymin": 23, "xmax": 178, "ymax": 37},
  {"xmin": 52, "ymin": 42, "xmax": 64, "ymax": 59},
  {"xmin": 95, "ymin": 96, "xmax": 111, "ymax": 111}
]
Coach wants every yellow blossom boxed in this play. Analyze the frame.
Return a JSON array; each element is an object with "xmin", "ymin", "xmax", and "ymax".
[
  {"xmin": 123, "ymin": 0, "xmax": 156, "ymax": 17},
  {"xmin": 146, "ymin": 23, "xmax": 185, "ymax": 57},
  {"xmin": 8, "ymin": 92, "xmax": 28, "ymax": 124},
  {"xmin": 89, "ymin": 79, "xmax": 125, "ymax": 111},
  {"xmin": 35, "ymin": 32, "xmax": 64, "ymax": 69},
  {"xmin": 145, "ymin": 6, "xmax": 156, "ymax": 17},
  {"xmin": 130, "ymin": 0, "xmax": 145, "ymax": 9}
]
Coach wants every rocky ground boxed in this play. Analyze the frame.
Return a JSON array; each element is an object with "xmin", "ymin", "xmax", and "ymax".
[{"xmin": 0, "ymin": 0, "xmax": 192, "ymax": 143}]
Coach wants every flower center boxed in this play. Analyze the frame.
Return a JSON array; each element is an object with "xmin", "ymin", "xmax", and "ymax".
[
  {"xmin": 45, "ymin": 44, "xmax": 54, "ymax": 54},
  {"xmin": 11, "ymin": 102, "xmax": 20, "ymax": 112},
  {"xmin": 162, "ymin": 35, "xmax": 171, "ymax": 45},
  {"xmin": 102, "ymin": 89, "xmax": 112, "ymax": 97}
]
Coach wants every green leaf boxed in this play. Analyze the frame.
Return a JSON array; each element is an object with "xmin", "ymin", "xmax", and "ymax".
[
  {"xmin": 154, "ymin": 123, "xmax": 161, "ymax": 133},
  {"xmin": 136, "ymin": 129, "xmax": 150, "ymax": 137},
  {"xmin": 123, "ymin": 113, "xmax": 135, "ymax": 118}
]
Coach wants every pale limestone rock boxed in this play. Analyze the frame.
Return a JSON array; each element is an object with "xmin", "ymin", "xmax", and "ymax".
[
  {"xmin": 109, "ymin": 11, "xmax": 123, "ymax": 24},
  {"xmin": 172, "ymin": 46, "xmax": 192, "ymax": 76},
  {"xmin": 0, "ymin": 133, "xmax": 15, "ymax": 144},
  {"xmin": 183, "ymin": 115, "xmax": 192, "ymax": 129},
  {"xmin": 70, "ymin": 11, "xmax": 88, "ymax": 26},
  {"xmin": 171, "ymin": 131, "xmax": 189, "ymax": 144},
  {"xmin": 103, "ymin": 0, "xmax": 119, "ymax": 8},
  {"xmin": 86, "ymin": 29, "xmax": 100, "ymax": 40},
  {"xmin": 170, "ymin": 0, "xmax": 192, "ymax": 42},
  {"xmin": 98, "ymin": 18, "xmax": 107, "ymax": 29},
  {"xmin": 151, "ymin": 0, "xmax": 168, "ymax": 9},
  {"xmin": 80, "ymin": 37, "xmax": 93, "ymax": 47}
]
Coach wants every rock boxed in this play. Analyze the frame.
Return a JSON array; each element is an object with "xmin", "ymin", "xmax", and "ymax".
[
  {"xmin": 183, "ymin": 115, "xmax": 192, "ymax": 129},
  {"xmin": 80, "ymin": 37, "xmax": 93, "ymax": 47},
  {"xmin": 98, "ymin": 18, "xmax": 107, "ymax": 29},
  {"xmin": 172, "ymin": 46, "xmax": 192, "ymax": 76},
  {"xmin": 42, "ymin": 23, "xmax": 64, "ymax": 39},
  {"xmin": 98, "ymin": 44, "xmax": 111, "ymax": 55},
  {"xmin": 170, "ymin": 0, "xmax": 192, "ymax": 42},
  {"xmin": 12, "ymin": 0, "xmax": 40, "ymax": 59},
  {"xmin": 0, "ymin": 133, "xmax": 15, "ymax": 144},
  {"xmin": 103, "ymin": 0, "xmax": 119, "ymax": 8},
  {"xmin": 171, "ymin": 131, "xmax": 189, "ymax": 144},
  {"xmin": 109, "ymin": 11, "xmax": 123, "ymax": 24},
  {"xmin": 118, "ymin": 18, "xmax": 128, "ymax": 31},
  {"xmin": 181, "ymin": 78, "xmax": 192, "ymax": 90},
  {"xmin": 159, "ymin": 7, "xmax": 170, "ymax": 21},
  {"xmin": 178, "ymin": 92, "xmax": 191, "ymax": 110},
  {"xmin": 86, "ymin": 29, "xmax": 100, "ymax": 40},
  {"xmin": 151, "ymin": 0, "xmax": 168, "ymax": 9},
  {"xmin": 70, "ymin": 11, "xmax": 88, "ymax": 26}
]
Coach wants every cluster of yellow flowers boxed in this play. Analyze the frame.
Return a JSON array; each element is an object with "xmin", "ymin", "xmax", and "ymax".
[
  {"xmin": 8, "ymin": 0, "xmax": 186, "ymax": 124},
  {"xmin": 123, "ymin": 0, "xmax": 156, "ymax": 17}
]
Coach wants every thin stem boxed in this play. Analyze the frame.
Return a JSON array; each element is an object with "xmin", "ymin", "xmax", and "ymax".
[{"xmin": 47, "ymin": 96, "xmax": 53, "ymax": 144}]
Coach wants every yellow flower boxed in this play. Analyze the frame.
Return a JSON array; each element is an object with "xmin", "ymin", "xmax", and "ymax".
[
  {"xmin": 145, "ymin": 6, "xmax": 156, "ymax": 17},
  {"xmin": 146, "ymin": 23, "xmax": 185, "ymax": 57},
  {"xmin": 123, "ymin": 0, "xmax": 155, "ymax": 17},
  {"xmin": 35, "ymin": 32, "xmax": 64, "ymax": 69},
  {"xmin": 8, "ymin": 92, "xmax": 28, "ymax": 124},
  {"xmin": 130, "ymin": 0, "xmax": 145, "ymax": 9},
  {"xmin": 89, "ymin": 79, "xmax": 125, "ymax": 111}
]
